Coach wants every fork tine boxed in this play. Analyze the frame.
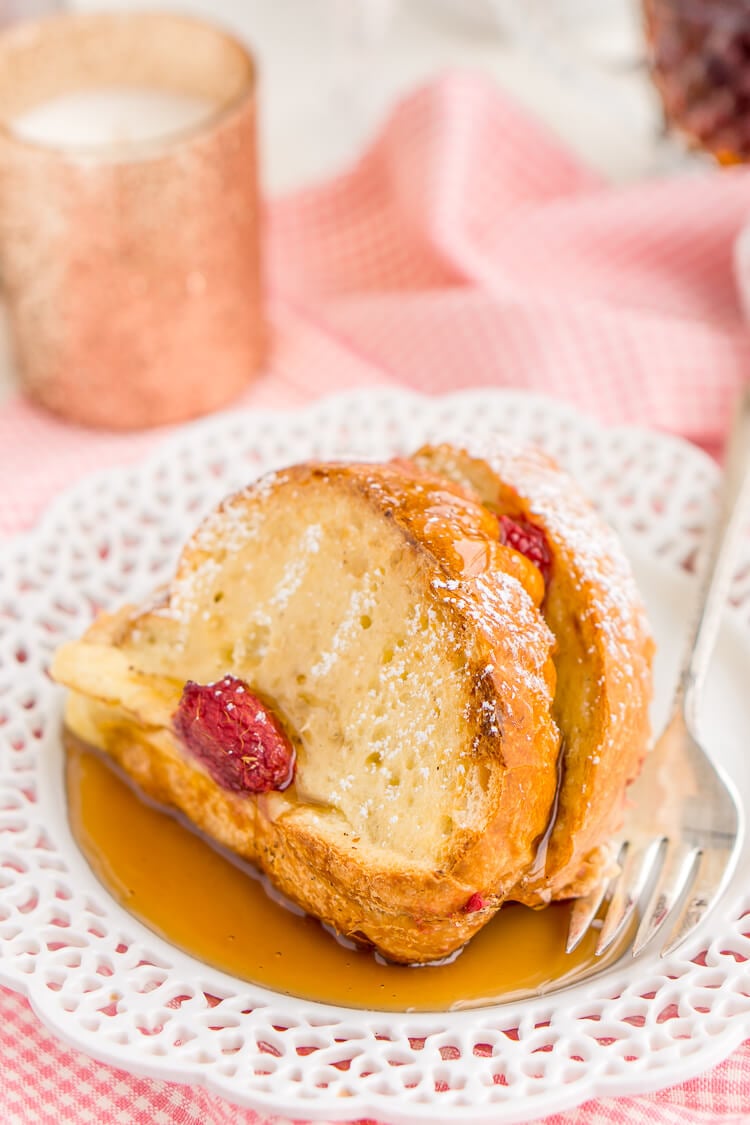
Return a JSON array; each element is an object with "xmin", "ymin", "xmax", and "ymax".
[
  {"xmin": 566, "ymin": 878, "xmax": 610, "ymax": 954},
  {"xmin": 631, "ymin": 845, "xmax": 700, "ymax": 957},
  {"xmin": 596, "ymin": 838, "xmax": 665, "ymax": 957},
  {"xmin": 660, "ymin": 847, "xmax": 733, "ymax": 958}
]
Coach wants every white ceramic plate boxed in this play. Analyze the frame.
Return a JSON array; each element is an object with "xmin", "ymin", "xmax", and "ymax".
[{"xmin": 1, "ymin": 389, "xmax": 749, "ymax": 1125}]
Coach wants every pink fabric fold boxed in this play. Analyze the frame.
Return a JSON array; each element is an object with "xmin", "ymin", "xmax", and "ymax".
[
  {"xmin": 1, "ymin": 73, "xmax": 748, "ymax": 1123},
  {"xmin": 270, "ymin": 76, "xmax": 750, "ymax": 454}
]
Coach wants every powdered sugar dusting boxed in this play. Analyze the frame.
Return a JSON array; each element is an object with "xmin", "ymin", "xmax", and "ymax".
[
  {"xmin": 432, "ymin": 568, "xmax": 555, "ymax": 749},
  {"xmin": 168, "ymin": 471, "xmax": 288, "ymax": 625},
  {"xmin": 430, "ymin": 441, "xmax": 652, "ymax": 678},
  {"xmin": 270, "ymin": 525, "xmax": 322, "ymax": 610},
  {"xmin": 416, "ymin": 440, "xmax": 654, "ymax": 899},
  {"xmin": 490, "ymin": 443, "xmax": 652, "ymax": 715},
  {"xmin": 310, "ymin": 581, "xmax": 376, "ymax": 679}
]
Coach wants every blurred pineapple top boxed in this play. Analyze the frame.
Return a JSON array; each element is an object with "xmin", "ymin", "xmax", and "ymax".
[{"xmin": 646, "ymin": 0, "xmax": 750, "ymax": 162}]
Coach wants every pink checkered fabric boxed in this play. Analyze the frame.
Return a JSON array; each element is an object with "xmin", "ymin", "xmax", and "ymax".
[{"xmin": 1, "ymin": 74, "xmax": 749, "ymax": 1122}]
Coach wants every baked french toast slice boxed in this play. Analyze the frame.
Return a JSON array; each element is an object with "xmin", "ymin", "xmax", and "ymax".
[
  {"xmin": 412, "ymin": 444, "xmax": 655, "ymax": 905},
  {"xmin": 53, "ymin": 459, "xmax": 563, "ymax": 964}
]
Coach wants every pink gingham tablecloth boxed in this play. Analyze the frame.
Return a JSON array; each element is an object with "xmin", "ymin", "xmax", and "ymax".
[{"xmin": 1, "ymin": 74, "xmax": 749, "ymax": 1124}]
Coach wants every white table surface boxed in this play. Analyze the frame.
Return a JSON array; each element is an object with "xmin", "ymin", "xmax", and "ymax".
[{"xmin": 0, "ymin": 0, "xmax": 676, "ymax": 407}]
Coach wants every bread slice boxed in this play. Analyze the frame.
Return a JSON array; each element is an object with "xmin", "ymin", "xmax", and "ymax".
[
  {"xmin": 53, "ymin": 460, "xmax": 563, "ymax": 964},
  {"xmin": 412, "ymin": 444, "xmax": 655, "ymax": 905}
]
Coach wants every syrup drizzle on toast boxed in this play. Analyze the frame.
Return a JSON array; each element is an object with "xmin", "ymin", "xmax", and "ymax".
[{"xmin": 66, "ymin": 734, "xmax": 629, "ymax": 1012}]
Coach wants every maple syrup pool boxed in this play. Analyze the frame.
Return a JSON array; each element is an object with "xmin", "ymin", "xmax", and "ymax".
[{"xmin": 65, "ymin": 736, "xmax": 624, "ymax": 1012}]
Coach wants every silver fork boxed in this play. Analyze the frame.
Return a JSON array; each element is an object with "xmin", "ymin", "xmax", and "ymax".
[{"xmin": 567, "ymin": 385, "xmax": 750, "ymax": 961}]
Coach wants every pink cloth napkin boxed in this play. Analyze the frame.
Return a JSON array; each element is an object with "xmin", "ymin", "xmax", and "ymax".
[{"xmin": 1, "ymin": 74, "xmax": 749, "ymax": 1123}]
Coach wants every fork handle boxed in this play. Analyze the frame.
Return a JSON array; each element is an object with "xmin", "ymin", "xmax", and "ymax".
[{"xmin": 679, "ymin": 383, "xmax": 750, "ymax": 729}]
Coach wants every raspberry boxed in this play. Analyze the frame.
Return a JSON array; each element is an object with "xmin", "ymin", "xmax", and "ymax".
[
  {"xmin": 498, "ymin": 515, "xmax": 553, "ymax": 585},
  {"xmin": 173, "ymin": 675, "xmax": 295, "ymax": 794},
  {"xmin": 463, "ymin": 893, "xmax": 485, "ymax": 914}
]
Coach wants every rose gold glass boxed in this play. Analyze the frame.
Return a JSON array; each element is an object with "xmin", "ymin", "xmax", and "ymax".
[{"xmin": 0, "ymin": 12, "xmax": 264, "ymax": 429}]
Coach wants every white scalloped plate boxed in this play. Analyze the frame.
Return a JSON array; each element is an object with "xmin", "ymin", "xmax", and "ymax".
[{"xmin": 1, "ymin": 389, "xmax": 750, "ymax": 1125}]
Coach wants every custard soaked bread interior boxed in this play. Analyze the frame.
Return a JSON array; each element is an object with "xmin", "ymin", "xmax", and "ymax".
[{"xmin": 52, "ymin": 450, "xmax": 654, "ymax": 965}]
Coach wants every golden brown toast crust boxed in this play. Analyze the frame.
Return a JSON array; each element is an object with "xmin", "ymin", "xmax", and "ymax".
[
  {"xmin": 412, "ymin": 444, "xmax": 655, "ymax": 904},
  {"xmin": 51, "ymin": 452, "xmax": 652, "ymax": 963},
  {"xmin": 55, "ymin": 459, "xmax": 566, "ymax": 963}
]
